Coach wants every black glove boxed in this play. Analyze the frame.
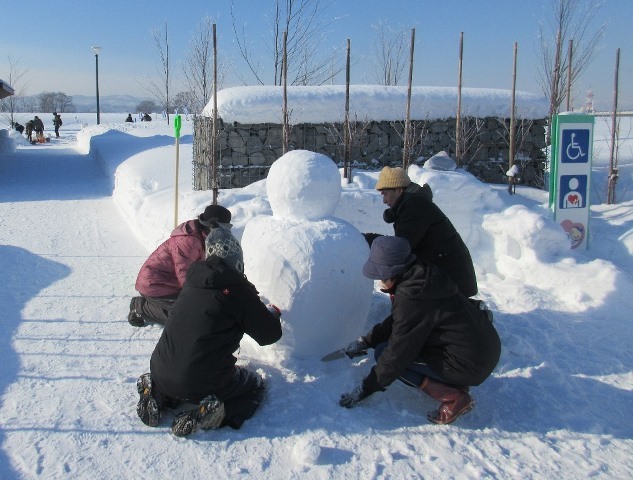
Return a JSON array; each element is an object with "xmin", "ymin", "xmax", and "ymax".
[
  {"xmin": 339, "ymin": 369, "xmax": 384, "ymax": 408},
  {"xmin": 339, "ymin": 384, "xmax": 369, "ymax": 408},
  {"xmin": 344, "ymin": 337, "xmax": 368, "ymax": 359}
]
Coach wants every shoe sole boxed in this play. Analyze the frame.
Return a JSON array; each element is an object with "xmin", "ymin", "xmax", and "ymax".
[
  {"xmin": 171, "ymin": 395, "xmax": 225, "ymax": 437},
  {"xmin": 136, "ymin": 374, "xmax": 160, "ymax": 427}
]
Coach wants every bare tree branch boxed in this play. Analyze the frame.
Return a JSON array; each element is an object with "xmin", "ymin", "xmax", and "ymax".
[
  {"xmin": 371, "ymin": 21, "xmax": 408, "ymax": 86},
  {"xmin": 536, "ymin": 0, "xmax": 607, "ymax": 116},
  {"xmin": 231, "ymin": 0, "xmax": 344, "ymax": 86}
]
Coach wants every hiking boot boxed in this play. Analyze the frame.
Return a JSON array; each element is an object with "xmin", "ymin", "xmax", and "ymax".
[
  {"xmin": 136, "ymin": 373, "xmax": 160, "ymax": 427},
  {"xmin": 171, "ymin": 395, "xmax": 225, "ymax": 437},
  {"xmin": 420, "ymin": 377, "xmax": 474, "ymax": 425},
  {"xmin": 128, "ymin": 308, "xmax": 145, "ymax": 327}
]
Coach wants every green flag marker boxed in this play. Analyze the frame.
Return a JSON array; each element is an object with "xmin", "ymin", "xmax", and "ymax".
[{"xmin": 174, "ymin": 114, "xmax": 182, "ymax": 139}]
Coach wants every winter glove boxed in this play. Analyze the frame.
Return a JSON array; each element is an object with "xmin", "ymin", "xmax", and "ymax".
[
  {"xmin": 339, "ymin": 369, "xmax": 384, "ymax": 408},
  {"xmin": 344, "ymin": 337, "xmax": 368, "ymax": 359},
  {"xmin": 339, "ymin": 384, "xmax": 369, "ymax": 408},
  {"xmin": 266, "ymin": 304, "xmax": 281, "ymax": 319}
]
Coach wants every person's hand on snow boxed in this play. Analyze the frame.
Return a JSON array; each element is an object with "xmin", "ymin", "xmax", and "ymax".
[
  {"xmin": 266, "ymin": 303, "xmax": 281, "ymax": 319},
  {"xmin": 339, "ymin": 369, "xmax": 384, "ymax": 408},
  {"xmin": 339, "ymin": 384, "xmax": 369, "ymax": 408},
  {"xmin": 344, "ymin": 337, "xmax": 368, "ymax": 359}
]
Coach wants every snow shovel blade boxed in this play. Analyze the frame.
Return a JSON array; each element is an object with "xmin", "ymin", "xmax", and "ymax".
[{"xmin": 320, "ymin": 348, "xmax": 347, "ymax": 362}]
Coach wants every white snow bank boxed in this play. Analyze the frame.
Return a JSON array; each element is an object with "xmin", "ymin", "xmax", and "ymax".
[{"xmin": 204, "ymin": 85, "xmax": 549, "ymax": 124}]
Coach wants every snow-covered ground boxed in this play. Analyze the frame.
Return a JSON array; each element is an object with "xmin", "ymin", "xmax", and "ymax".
[{"xmin": 0, "ymin": 106, "xmax": 632, "ymax": 479}]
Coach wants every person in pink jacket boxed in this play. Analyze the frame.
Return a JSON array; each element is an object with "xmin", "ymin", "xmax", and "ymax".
[{"xmin": 128, "ymin": 204, "xmax": 232, "ymax": 327}]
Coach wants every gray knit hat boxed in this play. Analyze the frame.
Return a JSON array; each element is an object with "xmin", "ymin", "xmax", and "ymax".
[
  {"xmin": 362, "ymin": 235, "xmax": 416, "ymax": 280},
  {"xmin": 205, "ymin": 226, "xmax": 244, "ymax": 273}
]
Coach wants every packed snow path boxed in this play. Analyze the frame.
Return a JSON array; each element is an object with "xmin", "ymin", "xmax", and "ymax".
[{"xmin": 0, "ymin": 140, "xmax": 152, "ymax": 477}]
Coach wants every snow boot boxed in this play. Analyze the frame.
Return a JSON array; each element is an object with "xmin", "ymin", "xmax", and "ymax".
[
  {"xmin": 136, "ymin": 373, "xmax": 160, "ymax": 427},
  {"xmin": 128, "ymin": 298, "xmax": 145, "ymax": 327},
  {"xmin": 420, "ymin": 376, "xmax": 474, "ymax": 425},
  {"xmin": 171, "ymin": 395, "xmax": 225, "ymax": 437}
]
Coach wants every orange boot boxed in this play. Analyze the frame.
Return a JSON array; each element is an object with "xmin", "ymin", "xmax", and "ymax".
[{"xmin": 420, "ymin": 377, "xmax": 474, "ymax": 425}]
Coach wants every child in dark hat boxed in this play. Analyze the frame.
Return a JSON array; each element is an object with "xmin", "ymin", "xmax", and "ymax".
[
  {"xmin": 136, "ymin": 226, "xmax": 282, "ymax": 437},
  {"xmin": 128, "ymin": 204, "xmax": 233, "ymax": 327},
  {"xmin": 339, "ymin": 235, "xmax": 500, "ymax": 426}
]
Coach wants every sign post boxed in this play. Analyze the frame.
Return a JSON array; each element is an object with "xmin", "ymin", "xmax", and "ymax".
[
  {"xmin": 173, "ymin": 115, "xmax": 182, "ymax": 229},
  {"xmin": 549, "ymin": 113, "xmax": 594, "ymax": 249}
]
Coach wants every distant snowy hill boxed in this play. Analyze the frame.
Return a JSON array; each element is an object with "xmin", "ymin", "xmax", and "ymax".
[{"xmin": 71, "ymin": 94, "xmax": 147, "ymax": 113}]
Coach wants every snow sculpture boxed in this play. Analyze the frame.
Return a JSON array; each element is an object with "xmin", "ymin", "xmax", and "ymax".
[{"xmin": 241, "ymin": 150, "xmax": 373, "ymax": 360}]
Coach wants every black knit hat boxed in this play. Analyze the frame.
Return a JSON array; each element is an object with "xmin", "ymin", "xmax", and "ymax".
[{"xmin": 199, "ymin": 204, "xmax": 232, "ymax": 229}]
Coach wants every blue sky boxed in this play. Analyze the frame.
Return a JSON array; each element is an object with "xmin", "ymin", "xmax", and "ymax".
[{"xmin": 1, "ymin": 0, "xmax": 631, "ymax": 110}]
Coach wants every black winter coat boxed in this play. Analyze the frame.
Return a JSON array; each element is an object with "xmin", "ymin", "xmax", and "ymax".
[
  {"xmin": 384, "ymin": 182, "xmax": 478, "ymax": 298},
  {"xmin": 363, "ymin": 262, "xmax": 500, "ymax": 388},
  {"xmin": 150, "ymin": 256, "xmax": 282, "ymax": 403}
]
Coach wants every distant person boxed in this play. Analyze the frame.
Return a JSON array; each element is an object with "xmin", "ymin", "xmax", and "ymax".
[
  {"xmin": 339, "ymin": 236, "xmax": 500, "ymax": 425},
  {"xmin": 142, "ymin": 113, "xmax": 152, "ymax": 122},
  {"xmin": 24, "ymin": 120, "xmax": 34, "ymax": 142},
  {"xmin": 364, "ymin": 166, "xmax": 478, "ymax": 299},
  {"xmin": 125, "ymin": 114, "xmax": 133, "ymax": 123},
  {"xmin": 52, "ymin": 112, "xmax": 63, "ymax": 138},
  {"xmin": 135, "ymin": 226, "xmax": 282, "ymax": 437},
  {"xmin": 128, "ymin": 204, "xmax": 233, "ymax": 327},
  {"xmin": 33, "ymin": 116, "xmax": 45, "ymax": 141},
  {"xmin": 12, "ymin": 122, "xmax": 24, "ymax": 134}
]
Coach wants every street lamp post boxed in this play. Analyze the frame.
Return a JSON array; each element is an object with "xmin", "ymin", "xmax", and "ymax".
[{"xmin": 92, "ymin": 46, "xmax": 102, "ymax": 125}]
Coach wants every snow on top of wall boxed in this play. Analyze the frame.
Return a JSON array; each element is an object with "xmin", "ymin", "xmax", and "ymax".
[{"xmin": 203, "ymin": 85, "xmax": 549, "ymax": 124}]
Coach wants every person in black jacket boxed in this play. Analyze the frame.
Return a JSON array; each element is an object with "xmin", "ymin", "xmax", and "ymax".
[
  {"xmin": 135, "ymin": 226, "xmax": 283, "ymax": 437},
  {"xmin": 365, "ymin": 166, "xmax": 478, "ymax": 299},
  {"xmin": 339, "ymin": 236, "xmax": 500, "ymax": 425},
  {"xmin": 52, "ymin": 112, "xmax": 62, "ymax": 138}
]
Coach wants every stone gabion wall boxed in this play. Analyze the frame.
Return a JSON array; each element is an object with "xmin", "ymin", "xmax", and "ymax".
[{"xmin": 193, "ymin": 116, "xmax": 547, "ymax": 189}]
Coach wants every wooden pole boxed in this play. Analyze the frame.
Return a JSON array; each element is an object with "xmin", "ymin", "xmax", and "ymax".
[
  {"xmin": 403, "ymin": 28, "xmax": 415, "ymax": 169},
  {"xmin": 566, "ymin": 39, "xmax": 573, "ymax": 111},
  {"xmin": 212, "ymin": 23, "xmax": 218, "ymax": 204},
  {"xmin": 607, "ymin": 48, "xmax": 620, "ymax": 205},
  {"xmin": 456, "ymin": 32, "xmax": 463, "ymax": 164},
  {"xmin": 547, "ymin": 29, "xmax": 562, "ymax": 145},
  {"xmin": 509, "ymin": 42, "xmax": 518, "ymax": 195},
  {"xmin": 282, "ymin": 31, "xmax": 289, "ymax": 155},
  {"xmin": 344, "ymin": 39, "xmax": 351, "ymax": 182}
]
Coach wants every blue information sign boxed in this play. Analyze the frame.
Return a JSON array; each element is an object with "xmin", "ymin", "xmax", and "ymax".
[{"xmin": 550, "ymin": 114, "xmax": 594, "ymax": 250}]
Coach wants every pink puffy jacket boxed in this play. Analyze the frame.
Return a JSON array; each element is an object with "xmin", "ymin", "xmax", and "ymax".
[{"xmin": 135, "ymin": 220, "xmax": 207, "ymax": 297}]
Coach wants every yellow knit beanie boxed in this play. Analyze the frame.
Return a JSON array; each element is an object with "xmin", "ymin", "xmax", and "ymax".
[{"xmin": 375, "ymin": 166, "xmax": 411, "ymax": 190}]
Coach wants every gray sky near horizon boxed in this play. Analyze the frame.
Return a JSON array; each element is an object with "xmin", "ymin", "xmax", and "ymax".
[{"xmin": 1, "ymin": 0, "xmax": 631, "ymax": 110}]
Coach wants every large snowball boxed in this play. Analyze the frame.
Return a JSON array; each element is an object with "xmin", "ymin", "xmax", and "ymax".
[
  {"xmin": 267, "ymin": 150, "xmax": 341, "ymax": 220},
  {"xmin": 241, "ymin": 215, "xmax": 372, "ymax": 360}
]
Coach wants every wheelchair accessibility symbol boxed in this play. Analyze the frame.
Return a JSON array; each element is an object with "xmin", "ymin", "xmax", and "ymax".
[{"xmin": 561, "ymin": 129, "xmax": 589, "ymax": 163}]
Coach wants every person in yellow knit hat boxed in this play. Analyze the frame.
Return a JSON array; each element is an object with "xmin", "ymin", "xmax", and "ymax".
[{"xmin": 365, "ymin": 166, "xmax": 479, "ymax": 301}]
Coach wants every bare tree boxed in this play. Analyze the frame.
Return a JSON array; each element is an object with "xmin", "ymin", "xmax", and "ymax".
[
  {"xmin": 172, "ymin": 91, "xmax": 196, "ymax": 115},
  {"xmin": 371, "ymin": 21, "xmax": 408, "ymax": 86},
  {"xmin": 135, "ymin": 99, "xmax": 159, "ymax": 114},
  {"xmin": 231, "ymin": 0, "xmax": 343, "ymax": 86},
  {"xmin": 182, "ymin": 17, "xmax": 225, "ymax": 114},
  {"xmin": 450, "ymin": 116, "xmax": 486, "ymax": 167},
  {"xmin": 536, "ymin": 0, "xmax": 606, "ymax": 141},
  {"xmin": 0, "ymin": 56, "xmax": 29, "ymax": 126},
  {"xmin": 144, "ymin": 22, "xmax": 172, "ymax": 124}
]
